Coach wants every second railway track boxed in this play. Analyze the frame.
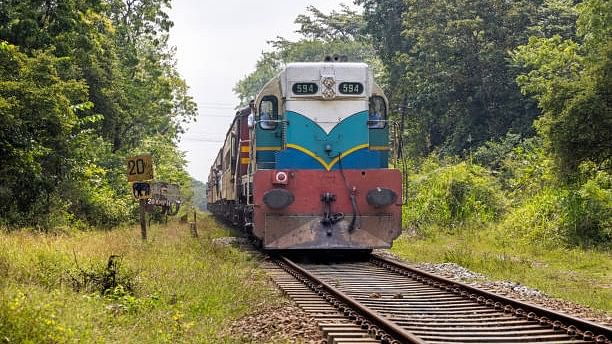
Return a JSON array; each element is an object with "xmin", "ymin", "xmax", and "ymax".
[{"xmin": 266, "ymin": 253, "xmax": 611, "ymax": 344}]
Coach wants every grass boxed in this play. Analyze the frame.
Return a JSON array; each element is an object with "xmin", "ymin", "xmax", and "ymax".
[
  {"xmin": 391, "ymin": 225, "xmax": 612, "ymax": 312},
  {"xmin": 0, "ymin": 214, "xmax": 279, "ymax": 343}
]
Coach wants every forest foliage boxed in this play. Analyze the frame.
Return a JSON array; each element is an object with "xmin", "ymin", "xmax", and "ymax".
[
  {"xmin": 0, "ymin": 0, "xmax": 196, "ymax": 229},
  {"xmin": 233, "ymin": 5, "xmax": 379, "ymax": 105},
  {"xmin": 236, "ymin": 0, "xmax": 610, "ymax": 248}
]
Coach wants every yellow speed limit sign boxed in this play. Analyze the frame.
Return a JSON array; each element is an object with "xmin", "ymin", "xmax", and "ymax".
[{"xmin": 127, "ymin": 154, "xmax": 154, "ymax": 182}]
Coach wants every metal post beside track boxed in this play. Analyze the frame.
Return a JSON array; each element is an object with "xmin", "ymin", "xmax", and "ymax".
[
  {"xmin": 139, "ymin": 199, "xmax": 147, "ymax": 240},
  {"xmin": 190, "ymin": 209, "xmax": 198, "ymax": 238}
]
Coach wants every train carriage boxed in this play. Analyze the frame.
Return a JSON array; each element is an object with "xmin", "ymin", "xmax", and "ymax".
[{"xmin": 208, "ymin": 61, "xmax": 402, "ymax": 250}]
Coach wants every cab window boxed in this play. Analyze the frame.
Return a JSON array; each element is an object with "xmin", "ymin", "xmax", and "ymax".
[
  {"xmin": 259, "ymin": 96, "xmax": 278, "ymax": 130},
  {"xmin": 368, "ymin": 96, "xmax": 387, "ymax": 129}
]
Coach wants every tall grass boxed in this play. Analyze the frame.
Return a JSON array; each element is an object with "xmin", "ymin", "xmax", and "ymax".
[
  {"xmin": 0, "ymin": 215, "xmax": 277, "ymax": 343},
  {"xmin": 499, "ymin": 168, "xmax": 611, "ymax": 249},
  {"xmin": 404, "ymin": 160, "xmax": 507, "ymax": 232}
]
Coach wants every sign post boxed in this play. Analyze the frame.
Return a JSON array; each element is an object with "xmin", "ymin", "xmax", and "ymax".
[
  {"xmin": 139, "ymin": 199, "xmax": 147, "ymax": 240},
  {"xmin": 190, "ymin": 209, "xmax": 198, "ymax": 238},
  {"xmin": 127, "ymin": 154, "xmax": 154, "ymax": 240}
]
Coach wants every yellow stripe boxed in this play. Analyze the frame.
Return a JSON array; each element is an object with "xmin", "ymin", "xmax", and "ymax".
[
  {"xmin": 286, "ymin": 144, "xmax": 330, "ymax": 169},
  {"xmin": 240, "ymin": 157, "xmax": 250, "ymax": 164},
  {"xmin": 370, "ymin": 145, "xmax": 389, "ymax": 151},
  {"xmin": 240, "ymin": 146, "xmax": 250, "ymax": 152},
  {"xmin": 286, "ymin": 143, "xmax": 369, "ymax": 171},
  {"xmin": 256, "ymin": 146, "xmax": 282, "ymax": 151}
]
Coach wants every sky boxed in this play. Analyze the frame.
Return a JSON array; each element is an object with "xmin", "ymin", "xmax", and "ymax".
[{"xmin": 168, "ymin": 0, "xmax": 358, "ymax": 182}]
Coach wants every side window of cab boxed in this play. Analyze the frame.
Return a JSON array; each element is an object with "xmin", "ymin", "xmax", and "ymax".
[
  {"xmin": 368, "ymin": 96, "xmax": 387, "ymax": 129},
  {"xmin": 259, "ymin": 96, "xmax": 278, "ymax": 130}
]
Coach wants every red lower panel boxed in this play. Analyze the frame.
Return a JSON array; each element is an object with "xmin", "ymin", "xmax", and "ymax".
[{"xmin": 253, "ymin": 169, "xmax": 402, "ymax": 249}]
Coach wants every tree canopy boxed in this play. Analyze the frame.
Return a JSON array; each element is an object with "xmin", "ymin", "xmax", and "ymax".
[
  {"xmin": 0, "ymin": 0, "xmax": 196, "ymax": 228},
  {"xmin": 233, "ymin": 6, "xmax": 379, "ymax": 105},
  {"xmin": 512, "ymin": 0, "xmax": 611, "ymax": 176}
]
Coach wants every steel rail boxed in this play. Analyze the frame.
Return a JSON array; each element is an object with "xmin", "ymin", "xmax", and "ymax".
[
  {"xmin": 278, "ymin": 255, "xmax": 426, "ymax": 344},
  {"xmin": 371, "ymin": 254, "xmax": 612, "ymax": 343}
]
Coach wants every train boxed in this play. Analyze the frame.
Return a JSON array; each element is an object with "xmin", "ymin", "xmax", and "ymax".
[{"xmin": 207, "ymin": 61, "xmax": 402, "ymax": 250}]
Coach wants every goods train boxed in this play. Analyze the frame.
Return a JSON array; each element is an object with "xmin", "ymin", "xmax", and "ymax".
[{"xmin": 207, "ymin": 61, "xmax": 402, "ymax": 250}]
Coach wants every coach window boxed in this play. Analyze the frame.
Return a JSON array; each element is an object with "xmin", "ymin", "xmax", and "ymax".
[
  {"xmin": 259, "ymin": 96, "xmax": 278, "ymax": 130},
  {"xmin": 230, "ymin": 134, "xmax": 237, "ymax": 173},
  {"xmin": 368, "ymin": 96, "xmax": 386, "ymax": 129}
]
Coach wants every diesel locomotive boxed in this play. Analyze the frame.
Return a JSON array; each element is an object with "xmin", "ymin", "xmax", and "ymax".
[{"xmin": 207, "ymin": 62, "xmax": 402, "ymax": 250}]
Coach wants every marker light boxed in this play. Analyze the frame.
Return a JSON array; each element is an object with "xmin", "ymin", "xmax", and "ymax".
[
  {"xmin": 322, "ymin": 76, "xmax": 335, "ymax": 88},
  {"xmin": 273, "ymin": 171, "xmax": 289, "ymax": 185}
]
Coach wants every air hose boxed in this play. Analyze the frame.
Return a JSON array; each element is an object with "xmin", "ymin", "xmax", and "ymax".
[{"xmin": 348, "ymin": 188, "xmax": 358, "ymax": 232}]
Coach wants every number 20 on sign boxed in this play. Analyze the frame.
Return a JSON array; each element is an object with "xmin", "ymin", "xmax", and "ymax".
[{"xmin": 126, "ymin": 154, "xmax": 154, "ymax": 182}]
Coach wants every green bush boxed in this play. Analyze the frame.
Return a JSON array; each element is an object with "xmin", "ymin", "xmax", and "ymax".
[
  {"xmin": 564, "ymin": 163, "xmax": 611, "ymax": 247},
  {"xmin": 404, "ymin": 160, "xmax": 507, "ymax": 231},
  {"xmin": 498, "ymin": 187, "xmax": 566, "ymax": 248},
  {"xmin": 71, "ymin": 181, "xmax": 132, "ymax": 229},
  {"xmin": 473, "ymin": 132, "xmax": 523, "ymax": 170},
  {"xmin": 498, "ymin": 137, "xmax": 556, "ymax": 199},
  {"xmin": 498, "ymin": 164, "xmax": 611, "ymax": 249}
]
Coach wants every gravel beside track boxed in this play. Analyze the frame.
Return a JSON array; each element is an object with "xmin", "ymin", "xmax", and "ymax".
[
  {"xmin": 374, "ymin": 249, "xmax": 611, "ymax": 327},
  {"xmin": 220, "ymin": 295, "xmax": 323, "ymax": 343}
]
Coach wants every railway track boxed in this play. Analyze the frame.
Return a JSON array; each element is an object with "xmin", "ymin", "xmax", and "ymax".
[{"xmin": 266, "ymin": 253, "xmax": 612, "ymax": 344}]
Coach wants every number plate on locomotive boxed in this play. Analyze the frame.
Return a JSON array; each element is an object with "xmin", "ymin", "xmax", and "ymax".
[
  {"xmin": 338, "ymin": 82, "xmax": 363, "ymax": 94},
  {"xmin": 292, "ymin": 82, "xmax": 318, "ymax": 95}
]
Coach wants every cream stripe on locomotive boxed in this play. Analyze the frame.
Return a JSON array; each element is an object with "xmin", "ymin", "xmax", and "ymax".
[{"xmin": 285, "ymin": 100, "xmax": 369, "ymax": 134}]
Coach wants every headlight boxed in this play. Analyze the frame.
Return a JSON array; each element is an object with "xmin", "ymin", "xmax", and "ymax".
[
  {"xmin": 366, "ymin": 187, "xmax": 397, "ymax": 208},
  {"xmin": 263, "ymin": 188, "xmax": 295, "ymax": 209}
]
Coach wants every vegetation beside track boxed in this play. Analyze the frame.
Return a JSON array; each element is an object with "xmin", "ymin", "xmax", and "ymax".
[
  {"xmin": 0, "ymin": 214, "xmax": 278, "ymax": 343},
  {"xmin": 392, "ymin": 229, "xmax": 611, "ymax": 313},
  {"xmin": 393, "ymin": 153, "xmax": 611, "ymax": 313}
]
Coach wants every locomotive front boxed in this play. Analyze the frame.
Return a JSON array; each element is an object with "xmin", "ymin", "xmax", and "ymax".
[{"xmin": 250, "ymin": 62, "xmax": 402, "ymax": 250}]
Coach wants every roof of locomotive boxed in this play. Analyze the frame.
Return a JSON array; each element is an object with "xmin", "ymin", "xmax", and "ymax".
[
  {"xmin": 283, "ymin": 62, "xmax": 370, "ymax": 79},
  {"xmin": 279, "ymin": 62, "xmax": 373, "ymax": 98}
]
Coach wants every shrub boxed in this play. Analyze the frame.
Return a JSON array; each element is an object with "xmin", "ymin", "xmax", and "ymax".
[
  {"xmin": 498, "ymin": 137, "xmax": 556, "ymax": 198},
  {"xmin": 66, "ymin": 255, "xmax": 136, "ymax": 295},
  {"xmin": 404, "ymin": 160, "xmax": 507, "ymax": 231},
  {"xmin": 72, "ymin": 182, "xmax": 132, "ymax": 228},
  {"xmin": 498, "ymin": 187, "xmax": 566, "ymax": 248},
  {"xmin": 564, "ymin": 163, "xmax": 611, "ymax": 247},
  {"xmin": 473, "ymin": 132, "xmax": 523, "ymax": 170},
  {"xmin": 498, "ymin": 164, "xmax": 611, "ymax": 249}
]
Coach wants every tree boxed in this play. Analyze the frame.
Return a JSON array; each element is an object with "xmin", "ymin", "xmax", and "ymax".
[
  {"xmin": 0, "ymin": 0, "xmax": 197, "ymax": 228},
  {"xmin": 234, "ymin": 6, "xmax": 378, "ymax": 104},
  {"xmin": 0, "ymin": 42, "xmax": 89, "ymax": 226},
  {"xmin": 355, "ymin": 0, "xmax": 409, "ymax": 103},
  {"xmin": 233, "ymin": 52, "xmax": 280, "ymax": 105},
  {"xmin": 295, "ymin": 4, "xmax": 364, "ymax": 41},
  {"xmin": 512, "ymin": 0, "xmax": 611, "ymax": 176},
  {"xmin": 357, "ymin": 0, "xmax": 580, "ymax": 158}
]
